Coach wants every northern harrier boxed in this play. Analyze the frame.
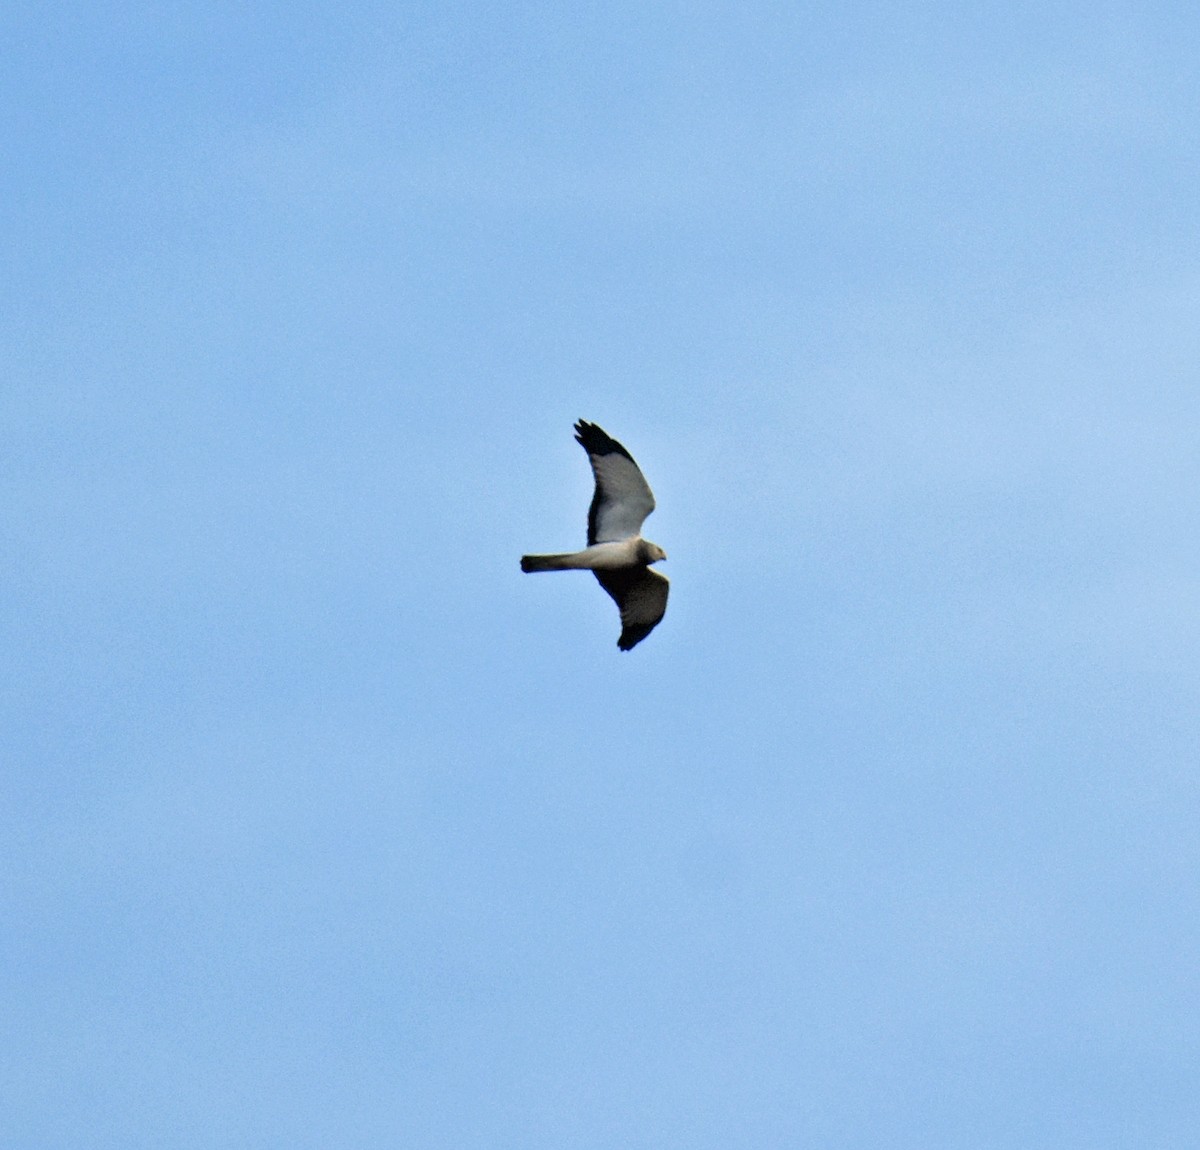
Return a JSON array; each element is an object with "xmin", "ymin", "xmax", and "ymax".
[{"xmin": 521, "ymin": 421, "xmax": 669, "ymax": 651}]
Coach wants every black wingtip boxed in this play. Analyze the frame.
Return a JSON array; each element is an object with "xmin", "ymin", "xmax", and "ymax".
[
  {"xmin": 616, "ymin": 624, "xmax": 654, "ymax": 651},
  {"xmin": 574, "ymin": 420, "xmax": 635, "ymax": 462}
]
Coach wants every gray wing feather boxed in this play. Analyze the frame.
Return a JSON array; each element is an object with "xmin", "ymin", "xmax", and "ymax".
[
  {"xmin": 574, "ymin": 420, "xmax": 656, "ymax": 544},
  {"xmin": 594, "ymin": 568, "xmax": 669, "ymax": 651}
]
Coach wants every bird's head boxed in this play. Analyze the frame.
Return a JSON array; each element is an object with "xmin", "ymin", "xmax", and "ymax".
[{"xmin": 642, "ymin": 541, "xmax": 667, "ymax": 564}]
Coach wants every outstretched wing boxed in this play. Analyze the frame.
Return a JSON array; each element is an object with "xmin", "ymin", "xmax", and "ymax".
[
  {"xmin": 574, "ymin": 420, "xmax": 656, "ymax": 544},
  {"xmin": 594, "ymin": 568, "xmax": 669, "ymax": 651}
]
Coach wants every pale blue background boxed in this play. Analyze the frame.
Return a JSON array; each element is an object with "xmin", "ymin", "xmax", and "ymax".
[{"xmin": 5, "ymin": 3, "xmax": 1200, "ymax": 1147}]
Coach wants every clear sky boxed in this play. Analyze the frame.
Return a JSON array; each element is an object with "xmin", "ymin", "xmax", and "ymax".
[{"xmin": 5, "ymin": 3, "xmax": 1200, "ymax": 1147}]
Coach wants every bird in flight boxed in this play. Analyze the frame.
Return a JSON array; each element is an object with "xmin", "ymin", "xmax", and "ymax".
[{"xmin": 521, "ymin": 420, "xmax": 669, "ymax": 651}]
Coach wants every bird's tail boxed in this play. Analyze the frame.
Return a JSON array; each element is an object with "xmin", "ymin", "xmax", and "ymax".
[{"xmin": 520, "ymin": 552, "xmax": 585, "ymax": 572}]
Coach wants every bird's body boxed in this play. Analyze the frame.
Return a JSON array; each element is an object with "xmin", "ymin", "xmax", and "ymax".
[
  {"xmin": 520, "ymin": 537, "xmax": 664, "ymax": 573},
  {"xmin": 521, "ymin": 421, "xmax": 669, "ymax": 650}
]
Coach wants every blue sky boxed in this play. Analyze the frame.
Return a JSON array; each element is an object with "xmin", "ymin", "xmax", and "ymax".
[{"xmin": 5, "ymin": 3, "xmax": 1200, "ymax": 1147}]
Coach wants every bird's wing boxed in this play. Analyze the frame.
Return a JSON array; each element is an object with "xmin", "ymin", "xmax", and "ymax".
[
  {"xmin": 574, "ymin": 420, "xmax": 656, "ymax": 544},
  {"xmin": 594, "ymin": 568, "xmax": 669, "ymax": 651}
]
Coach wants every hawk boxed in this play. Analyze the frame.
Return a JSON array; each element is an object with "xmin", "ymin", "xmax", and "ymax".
[{"xmin": 521, "ymin": 420, "xmax": 669, "ymax": 651}]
